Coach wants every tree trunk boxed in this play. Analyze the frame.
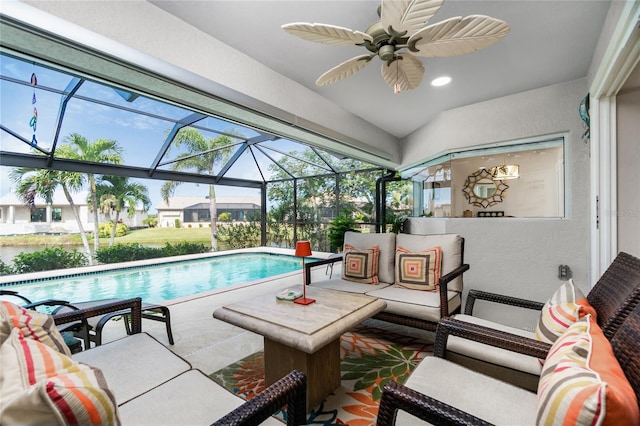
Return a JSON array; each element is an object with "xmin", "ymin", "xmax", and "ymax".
[
  {"xmin": 209, "ymin": 184, "xmax": 217, "ymax": 251},
  {"xmin": 110, "ymin": 211, "xmax": 120, "ymax": 247},
  {"xmin": 62, "ymin": 184, "xmax": 93, "ymax": 265},
  {"xmin": 89, "ymin": 174, "xmax": 100, "ymax": 253}
]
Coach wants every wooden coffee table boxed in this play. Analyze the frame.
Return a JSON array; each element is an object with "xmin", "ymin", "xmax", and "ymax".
[{"xmin": 213, "ymin": 285, "xmax": 386, "ymax": 409}]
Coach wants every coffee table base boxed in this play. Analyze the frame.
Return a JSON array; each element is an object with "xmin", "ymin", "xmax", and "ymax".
[{"xmin": 264, "ymin": 337, "xmax": 341, "ymax": 410}]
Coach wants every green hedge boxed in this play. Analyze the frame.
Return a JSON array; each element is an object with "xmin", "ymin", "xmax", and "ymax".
[
  {"xmin": 7, "ymin": 247, "xmax": 88, "ymax": 275},
  {"xmin": 95, "ymin": 242, "xmax": 208, "ymax": 264}
]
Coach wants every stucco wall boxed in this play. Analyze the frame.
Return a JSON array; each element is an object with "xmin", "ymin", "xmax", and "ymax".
[{"xmin": 403, "ymin": 79, "xmax": 591, "ymax": 327}]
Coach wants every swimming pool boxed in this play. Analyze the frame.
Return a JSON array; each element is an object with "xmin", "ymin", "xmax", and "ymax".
[{"xmin": 2, "ymin": 253, "xmax": 312, "ymax": 304}]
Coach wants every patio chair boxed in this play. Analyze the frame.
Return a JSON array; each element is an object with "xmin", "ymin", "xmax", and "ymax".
[
  {"xmin": 0, "ymin": 290, "xmax": 174, "ymax": 347},
  {"xmin": 375, "ymin": 301, "xmax": 640, "ymax": 425},
  {"xmin": 0, "ymin": 290, "xmax": 91, "ymax": 350},
  {"xmin": 436, "ymin": 251, "xmax": 640, "ymax": 390}
]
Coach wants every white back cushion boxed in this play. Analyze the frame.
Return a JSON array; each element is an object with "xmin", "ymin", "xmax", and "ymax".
[{"xmin": 396, "ymin": 233, "xmax": 464, "ymax": 292}]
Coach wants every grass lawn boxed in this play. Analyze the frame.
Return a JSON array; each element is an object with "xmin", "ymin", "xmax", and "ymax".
[{"xmin": 0, "ymin": 227, "xmax": 213, "ymax": 247}]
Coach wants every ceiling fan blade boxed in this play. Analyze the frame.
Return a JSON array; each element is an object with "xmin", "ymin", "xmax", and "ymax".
[
  {"xmin": 381, "ymin": 53, "xmax": 425, "ymax": 92},
  {"xmin": 381, "ymin": 0, "xmax": 445, "ymax": 35},
  {"xmin": 316, "ymin": 54, "xmax": 375, "ymax": 86},
  {"xmin": 282, "ymin": 22, "xmax": 373, "ymax": 46},
  {"xmin": 409, "ymin": 15, "xmax": 510, "ymax": 57}
]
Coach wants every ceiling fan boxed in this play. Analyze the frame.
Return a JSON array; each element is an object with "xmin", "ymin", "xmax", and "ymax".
[{"xmin": 282, "ymin": 0, "xmax": 510, "ymax": 93}]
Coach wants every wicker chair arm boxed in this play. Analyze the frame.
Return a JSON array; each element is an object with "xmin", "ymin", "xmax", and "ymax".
[
  {"xmin": 434, "ymin": 317, "xmax": 551, "ymax": 359},
  {"xmin": 464, "ymin": 289, "xmax": 545, "ymax": 315},
  {"xmin": 0, "ymin": 289, "xmax": 34, "ymax": 305},
  {"xmin": 304, "ymin": 256, "xmax": 343, "ymax": 285},
  {"xmin": 440, "ymin": 264, "xmax": 470, "ymax": 286},
  {"xmin": 24, "ymin": 299, "xmax": 79, "ymax": 311},
  {"xmin": 212, "ymin": 370, "xmax": 307, "ymax": 426},
  {"xmin": 376, "ymin": 380, "xmax": 491, "ymax": 426},
  {"xmin": 53, "ymin": 298, "xmax": 142, "ymax": 335}
]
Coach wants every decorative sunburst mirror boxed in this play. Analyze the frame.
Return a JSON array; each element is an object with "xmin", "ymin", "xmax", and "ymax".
[{"xmin": 462, "ymin": 168, "xmax": 509, "ymax": 208}]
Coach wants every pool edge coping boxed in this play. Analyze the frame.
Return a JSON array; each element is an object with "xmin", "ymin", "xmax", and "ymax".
[{"xmin": 0, "ymin": 247, "xmax": 333, "ymax": 286}]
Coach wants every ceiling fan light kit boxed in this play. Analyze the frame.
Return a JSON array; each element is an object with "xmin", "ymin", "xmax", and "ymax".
[{"xmin": 282, "ymin": 0, "xmax": 510, "ymax": 93}]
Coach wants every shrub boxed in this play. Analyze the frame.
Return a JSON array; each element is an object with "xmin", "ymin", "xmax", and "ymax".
[
  {"xmin": 218, "ymin": 212, "xmax": 232, "ymax": 222},
  {"xmin": 11, "ymin": 247, "xmax": 87, "ymax": 274},
  {"xmin": 95, "ymin": 243, "xmax": 163, "ymax": 263},
  {"xmin": 0, "ymin": 259, "xmax": 15, "ymax": 276},
  {"xmin": 327, "ymin": 212, "xmax": 359, "ymax": 252},
  {"xmin": 217, "ymin": 222, "xmax": 261, "ymax": 249},
  {"xmin": 98, "ymin": 222, "xmax": 130, "ymax": 238},
  {"xmin": 162, "ymin": 242, "xmax": 208, "ymax": 257},
  {"xmin": 143, "ymin": 215, "xmax": 158, "ymax": 228},
  {"xmin": 96, "ymin": 242, "xmax": 209, "ymax": 264},
  {"xmin": 174, "ymin": 219, "xmax": 181, "ymax": 228}
]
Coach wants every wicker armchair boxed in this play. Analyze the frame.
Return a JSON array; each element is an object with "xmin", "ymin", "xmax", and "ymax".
[
  {"xmin": 376, "ymin": 301, "xmax": 640, "ymax": 425},
  {"xmin": 436, "ymin": 251, "xmax": 640, "ymax": 390},
  {"xmin": 213, "ymin": 370, "xmax": 307, "ymax": 426}
]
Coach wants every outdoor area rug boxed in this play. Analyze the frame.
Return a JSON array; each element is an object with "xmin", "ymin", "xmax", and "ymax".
[{"xmin": 210, "ymin": 324, "xmax": 433, "ymax": 425}]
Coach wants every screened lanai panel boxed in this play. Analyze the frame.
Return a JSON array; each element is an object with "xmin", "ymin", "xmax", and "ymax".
[
  {"xmin": 220, "ymin": 146, "xmax": 270, "ymax": 182},
  {"xmin": 53, "ymin": 95, "xmax": 181, "ymax": 168},
  {"xmin": 155, "ymin": 123, "xmax": 247, "ymax": 175},
  {"xmin": 2, "ymin": 50, "xmax": 385, "ymax": 192},
  {"xmin": 0, "ymin": 53, "xmax": 76, "ymax": 152},
  {"xmin": 258, "ymin": 139, "xmax": 335, "ymax": 181}
]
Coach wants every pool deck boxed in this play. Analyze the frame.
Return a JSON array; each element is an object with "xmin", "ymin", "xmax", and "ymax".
[{"xmin": 93, "ymin": 258, "xmax": 434, "ymax": 375}]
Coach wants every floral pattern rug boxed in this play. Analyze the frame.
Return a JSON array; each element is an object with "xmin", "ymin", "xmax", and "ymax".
[{"xmin": 210, "ymin": 324, "xmax": 433, "ymax": 425}]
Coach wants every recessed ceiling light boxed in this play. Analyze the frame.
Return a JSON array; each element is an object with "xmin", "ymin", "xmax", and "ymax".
[{"xmin": 431, "ymin": 76, "xmax": 452, "ymax": 87}]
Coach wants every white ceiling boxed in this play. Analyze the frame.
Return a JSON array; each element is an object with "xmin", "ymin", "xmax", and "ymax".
[{"xmin": 151, "ymin": 1, "xmax": 611, "ymax": 139}]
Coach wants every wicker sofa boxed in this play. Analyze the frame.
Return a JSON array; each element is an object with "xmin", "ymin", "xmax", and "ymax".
[
  {"xmin": 0, "ymin": 298, "xmax": 306, "ymax": 426},
  {"xmin": 305, "ymin": 231, "xmax": 469, "ymax": 331},
  {"xmin": 376, "ymin": 300, "xmax": 640, "ymax": 425}
]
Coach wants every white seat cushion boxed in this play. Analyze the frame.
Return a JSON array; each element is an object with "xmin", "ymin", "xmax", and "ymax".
[
  {"xmin": 397, "ymin": 357, "xmax": 537, "ymax": 425},
  {"xmin": 119, "ymin": 370, "xmax": 282, "ymax": 425},
  {"xmin": 366, "ymin": 285, "xmax": 460, "ymax": 322},
  {"xmin": 73, "ymin": 333, "xmax": 190, "ymax": 404},
  {"xmin": 309, "ymin": 277, "xmax": 391, "ymax": 293},
  {"xmin": 447, "ymin": 314, "xmax": 543, "ymax": 375}
]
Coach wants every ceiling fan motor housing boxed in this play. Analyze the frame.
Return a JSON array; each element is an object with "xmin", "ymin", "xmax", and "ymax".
[{"xmin": 378, "ymin": 44, "xmax": 396, "ymax": 61}]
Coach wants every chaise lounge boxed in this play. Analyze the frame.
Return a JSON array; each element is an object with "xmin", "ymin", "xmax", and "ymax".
[{"xmin": 0, "ymin": 298, "xmax": 307, "ymax": 425}]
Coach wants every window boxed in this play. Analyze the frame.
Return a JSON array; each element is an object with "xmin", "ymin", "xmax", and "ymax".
[
  {"xmin": 52, "ymin": 208, "xmax": 62, "ymax": 222},
  {"xmin": 30, "ymin": 207, "xmax": 46, "ymax": 222},
  {"xmin": 403, "ymin": 136, "xmax": 566, "ymax": 218}
]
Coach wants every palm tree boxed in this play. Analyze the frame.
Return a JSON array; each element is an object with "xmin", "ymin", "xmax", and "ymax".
[
  {"xmin": 64, "ymin": 133, "xmax": 122, "ymax": 253},
  {"xmin": 96, "ymin": 175, "xmax": 151, "ymax": 246},
  {"xmin": 160, "ymin": 128, "xmax": 234, "ymax": 251},
  {"xmin": 9, "ymin": 167, "xmax": 93, "ymax": 264}
]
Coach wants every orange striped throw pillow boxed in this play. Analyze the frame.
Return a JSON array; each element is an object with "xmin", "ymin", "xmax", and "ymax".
[
  {"xmin": 394, "ymin": 245, "xmax": 442, "ymax": 291},
  {"xmin": 534, "ymin": 279, "xmax": 597, "ymax": 344},
  {"xmin": 536, "ymin": 315, "xmax": 639, "ymax": 425},
  {"xmin": 0, "ymin": 327, "xmax": 120, "ymax": 425},
  {"xmin": 0, "ymin": 301, "xmax": 72, "ymax": 355},
  {"xmin": 342, "ymin": 243, "xmax": 380, "ymax": 284}
]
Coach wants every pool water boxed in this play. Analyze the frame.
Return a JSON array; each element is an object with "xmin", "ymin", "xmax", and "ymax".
[{"xmin": 3, "ymin": 253, "xmax": 311, "ymax": 304}]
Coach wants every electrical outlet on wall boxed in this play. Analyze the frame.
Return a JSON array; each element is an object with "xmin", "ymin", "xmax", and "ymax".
[{"xmin": 558, "ymin": 264, "xmax": 572, "ymax": 280}]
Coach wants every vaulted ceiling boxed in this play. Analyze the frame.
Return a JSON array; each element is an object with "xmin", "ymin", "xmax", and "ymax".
[{"xmin": 151, "ymin": 1, "xmax": 612, "ymax": 138}]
